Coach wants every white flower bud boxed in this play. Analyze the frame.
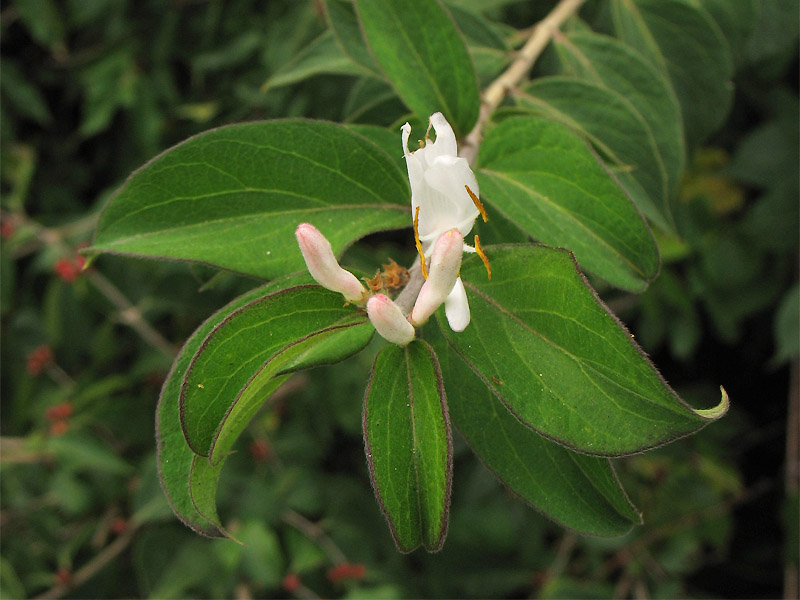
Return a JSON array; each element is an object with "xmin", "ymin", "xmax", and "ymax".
[
  {"xmin": 410, "ymin": 229, "xmax": 463, "ymax": 326},
  {"xmin": 367, "ymin": 294, "xmax": 415, "ymax": 346},
  {"xmin": 295, "ymin": 223, "xmax": 366, "ymax": 303}
]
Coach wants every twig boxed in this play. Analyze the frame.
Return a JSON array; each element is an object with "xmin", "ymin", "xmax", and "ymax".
[
  {"xmin": 281, "ymin": 509, "xmax": 348, "ymax": 565},
  {"xmin": 460, "ymin": 0, "xmax": 585, "ymax": 164},
  {"xmin": 86, "ymin": 270, "xmax": 177, "ymax": 358},
  {"xmin": 34, "ymin": 526, "xmax": 138, "ymax": 600},
  {"xmin": 6, "ymin": 212, "xmax": 177, "ymax": 359},
  {"xmin": 785, "ymin": 359, "xmax": 799, "ymax": 600}
]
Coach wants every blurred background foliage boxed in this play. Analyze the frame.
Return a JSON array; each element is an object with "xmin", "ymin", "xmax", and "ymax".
[{"xmin": 1, "ymin": 0, "xmax": 797, "ymax": 598}]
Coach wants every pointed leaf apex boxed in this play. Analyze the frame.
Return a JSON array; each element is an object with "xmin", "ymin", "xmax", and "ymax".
[{"xmin": 694, "ymin": 386, "xmax": 730, "ymax": 421}]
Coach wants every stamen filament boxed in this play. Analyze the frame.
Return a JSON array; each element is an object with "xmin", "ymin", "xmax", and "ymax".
[
  {"xmin": 465, "ymin": 185, "xmax": 488, "ymax": 222},
  {"xmin": 474, "ymin": 234, "xmax": 491, "ymax": 279},
  {"xmin": 414, "ymin": 206, "xmax": 428, "ymax": 279}
]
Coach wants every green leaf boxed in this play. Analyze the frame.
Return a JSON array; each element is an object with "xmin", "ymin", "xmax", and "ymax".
[
  {"xmin": 261, "ymin": 31, "xmax": 373, "ymax": 92},
  {"xmin": 689, "ymin": 0, "xmax": 757, "ymax": 65},
  {"xmin": 772, "ymin": 283, "xmax": 800, "ymax": 365},
  {"xmin": 428, "ymin": 324, "xmax": 641, "ymax": 536},
  {"xmin": 47, "ymin": 434, "xmax": 133, "ymax": 476},
  {"xmin": 156, "ymin": 273, "xmax": 309, "ymax": 537},
  {"xmin": 343, "ymin": 77, "xmax": 407, "ymax": 125},
  {"xmin": 553, "ymin": 31, "xmax": 685, "ymax": 228},
  {"xmin": 180, "ymin": 284, "xmax": 373, "ymax": 459},
  {"xmin": 517, "ymin": 77, "xmax": 671, "ymax": 232},
  {"xmin": 363, "ymin": 340, "xmax": 452, "ymax": 552},
  {"xmin": 91, "ymin": 120, "xmax": 410, "ymax": 279},
  {"xmin": 13, "ymin": 0, "xmax": 64, "ymax": 47},
  {"xmin": 438, "ymin": 245, "xmax": 728, "ymax": 457},
  {"xmin": 477, "ymin": 116, "xmax": 659, "ymax": 292},
  {"xmin": 0, "ymin": 60, "xmax": 53, "ymax": 126},
  {"xmin": 324, "ymin": 0, "xmax": 381, "ymax": 75},
  {"xmin": 611, "ymin": 0, "xmax": 734, "ymax": 149},
  {"xmin": 354, "ymin": 0, "xmax": 480, "ymax": 136},
  {"xmin": 186, "ymin": 453, "xmax": 236, "ymax": 538}
]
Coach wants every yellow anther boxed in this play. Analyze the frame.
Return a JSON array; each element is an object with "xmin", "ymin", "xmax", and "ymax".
[
  {"xmin": 474, "ymin": 234, "xmax": 491, "ymax": 279},
  {"xmin": 465, "ymin": 185, "xmax": 488, "ymax": 222},
  {"xmin": 413, "ymin": 206, "xmax": 428, "ymax": 279}
]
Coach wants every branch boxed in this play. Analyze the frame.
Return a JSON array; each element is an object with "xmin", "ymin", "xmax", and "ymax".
[
  {"xmin": 5, "ymin": 211, "xmax": 177, "ymax": 359},
  {"xmin": 86, "ymin": 270, "xmax": 177, "ymax": 359},
  {"xmin": 34, "ymin": 526, "xmax": 138, "ymax": 600},
  {"xmin": 460, "ymin": 0, "xmax": 585, "ymax": 165},
  {"xmin": 281, "ymin": 509, "xmax": 348, "ymax": 565}
]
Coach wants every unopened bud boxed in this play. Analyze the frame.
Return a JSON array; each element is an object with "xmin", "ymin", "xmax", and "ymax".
[
  {"xmin": 295, "ymin": 223, "xmax": 366, "ymax": 302},
  {"xmin": 367, "ymin": 294, "xmax": 415, "ymax": 346},
  {"xmin": 410, "ymin": 229, "xmax": 463, "ymax": 326}
]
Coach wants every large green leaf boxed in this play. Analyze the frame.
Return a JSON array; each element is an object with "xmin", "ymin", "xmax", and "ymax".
[
  {"xmin": 261, "ymin": 31, "xmax": 373, "ymax": 92},
  {"xmin": 517, "ymin": 77, "xmax": 671, "ymax": 232},
  {"xmin": 690, "ymin": 0, "xmax": 758, "ymax": 65},
  {"xmin": 428, "ymin": 324, "xmax": 641, "ymax": 536},
  {"xmin": 324, "ymin": 0, "xmax": 381, "ymax": 75},
  {"xmin": 553, "ymin": 31, "xmax": 685, "ymax": 229},
  {"xmin": 363, "ymin": 340, "xmax": 452, "ymax": 552},
  {"xmin": 91, "ymin": 120, "xmax": 410, "ymax": 279},
  {"xmin": 354, "ymin": 0, "xmax": 480, "ymax": 136},
  {"xmin": 611, "ymin": 0, "xmax": 733, "ymax": 149},
  {"xmin": 157, "ymin": 276, "xmax": 307, "ymax": 537},
  {"xmin": 180, "ymin": 285, "xmax": 373, "ymax": 459},
  {"xmin": 438, "ymin": 245, "xmax": 728, "ymax": 456},
  {"xmin": 477, "ymin": 116, "xmax": 659, "ymax": 292}
]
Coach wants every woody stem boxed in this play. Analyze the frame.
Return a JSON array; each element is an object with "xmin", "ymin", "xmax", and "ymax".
[{"xmin": 460, "ymin": 0, "xmax": 585, "ymax": 165}]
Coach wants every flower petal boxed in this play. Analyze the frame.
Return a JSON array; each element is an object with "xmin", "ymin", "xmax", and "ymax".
[{"xmin": 444, "ymin": 277, "xmax": 470, "ymax": 332}]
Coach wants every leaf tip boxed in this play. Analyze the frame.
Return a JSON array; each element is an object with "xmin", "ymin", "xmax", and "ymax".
[{"xmin": 695, "ymin": 385, "xmax": 730, "ymax": 421}]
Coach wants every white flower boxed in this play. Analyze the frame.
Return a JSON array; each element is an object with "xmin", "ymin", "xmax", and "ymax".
[
  {"xmin": 367, "ymin": 294, "xmax": 415, "ymax": 346},
  {"xmin": 403, "ymin": 113, "xmax": 490, "ymax": 332},
  {"xmin": 402, "ymin": 113, "xmax": 483, "ymax": 252},
  {"xmin": 295, "ymin": 223, "xmax": 366, "ymax": 303}
]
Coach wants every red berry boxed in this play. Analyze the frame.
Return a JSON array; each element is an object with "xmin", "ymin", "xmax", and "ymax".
[
  {"xmin": 45, "ymin": 402, "xmax": 73, "ymax": 421},
  {"xmin": 26, "ymin": 345, "xmax": 53, "ymax": 375},
  {"xmin": 327, "ymin": 562, "xmax": 366, "ymax": 583},
  {"xmin": 0, "ymin": 219, "xmax": 15, "ymax": 239},
  {"xmin": 248, "ymin": 439, "xmax": 271, "ymax": 463},
  {"xmin": 111, "ymin": 518, "xmax": 128, "ymax": 535},
  {"xmin": 282, "ymin": 573, "xmax": 301, "ymax": 592},
  {"xmin": 55, "ymin": 568, "xmax": 72, "ymax": 586},
  {"xmin": 49, "ymin": 420, "xmax": 69, "ymax": 436}
]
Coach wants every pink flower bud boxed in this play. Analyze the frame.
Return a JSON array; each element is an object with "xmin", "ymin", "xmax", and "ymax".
[
  {"xmin": 410, "ymin": 229, "xmax": 463, "ymax": 326},
  {"xmin": 295, "ymin": 223, "xmax": 366, "ymax": 302},
  {"xmin": 367, "ymin": 294, "xmax": 415, "ymax": 346}
]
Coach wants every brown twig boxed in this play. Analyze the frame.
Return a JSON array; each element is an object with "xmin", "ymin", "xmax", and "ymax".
[
  {"xmin": 34, "ymin": 526, "xmax": 138, "ymax": 600},
  {"xmin": 460, "ymin": 0, "xmax": 585, "ymax": 164},
  {"xmin": 86, "ymin": 269, "xmax": 177, "ymax": 358},
  {"xmin": 281, "ymin": 509, "xmax": 348, "ymax": 565},
  {"xmin": 5, "ymin": 211, "xmax": 177, "ymax": 359}
]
